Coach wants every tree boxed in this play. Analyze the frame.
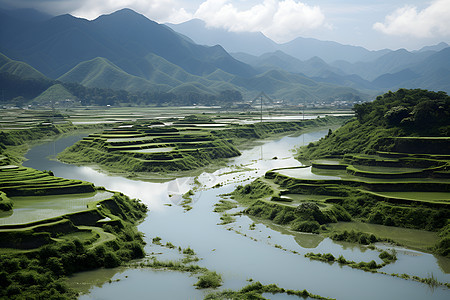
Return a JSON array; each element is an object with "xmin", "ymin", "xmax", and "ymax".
[
  {"xmin": 219, "ymin": 90, "xmax": 243, "ymax": 103},
  {"xmin": 384, "ymin": 106, "xmax": 409, "ymax": 126},
  {"xmin": 12, "ymin": 96, "xmax": 26, "ymax": 108},
  {"xmin": 352, "ymin": 102, "xmax": 372, "ymax": 123}
]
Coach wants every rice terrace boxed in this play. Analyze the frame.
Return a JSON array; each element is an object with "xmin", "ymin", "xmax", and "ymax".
[
  {"xmin": 0, "ymin": 88, "xmax": 449, "ymax": 300},
  {"xmin": 1, "ymin": 3, "xmax": 450, "ymax": 300}
]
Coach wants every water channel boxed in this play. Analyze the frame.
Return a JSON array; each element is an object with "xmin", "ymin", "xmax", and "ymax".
[{"xmin": 23, "ymin": 129, "xmax": 450, "ymax": 300}]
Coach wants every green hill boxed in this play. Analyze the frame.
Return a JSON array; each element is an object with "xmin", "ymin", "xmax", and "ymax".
[
  {"xmin": 1, "ymin": 49, "xmax": 368, "ymax": 105},
  {"xmin": 0, "ymin": 52, "xmax": 48, "ymax": 80},
  {"xmin": 34, "ymin": 83, "xmax": 76, "ymax": 104},
  {"xmin": 299, "ymin": 89, "xmax": 450, "ymax": 159},
  {"xmin": 0, "ymin": 52, "xmax": 53, "ymax": 101},
  {"xmin": 58, "ymin": 57, "xmax": 170, "ymax": 92},
  {"xmin": 57, "ymin": 55, "xmax": 366, "ymax": 103},
  {"xmin": 232, "ymin": 69, "xmax": 367, "ymax": 102}
]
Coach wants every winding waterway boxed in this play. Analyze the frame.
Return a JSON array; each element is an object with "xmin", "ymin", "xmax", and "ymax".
[{"xmin": 23, "ymin": 130, "xmax": 450, "ymax": 300}]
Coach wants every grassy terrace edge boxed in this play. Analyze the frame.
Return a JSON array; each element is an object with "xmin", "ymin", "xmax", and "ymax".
[
  {"xmin": 0, "ymin": 124, "xmax": 148, "ymax": 299},
  {"xmin": 57, "ymin": 115, "xmax": 348, "ymax": 176},
  {"xmin": 227, "ymin": 89, "xmax": 450, "ymax": 259}
]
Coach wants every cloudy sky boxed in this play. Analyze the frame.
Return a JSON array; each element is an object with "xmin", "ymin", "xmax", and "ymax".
[{"xmin": 1, "ymin": 0, "xmax": 449, "ymax": 50}]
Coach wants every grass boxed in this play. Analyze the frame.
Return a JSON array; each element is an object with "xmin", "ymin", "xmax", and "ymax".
[
  {"xmin": 0, "ymin": 166, "xmax": 95, "ymax": 197},
  {"xmin": 136, "ymin": 255, "xmax": 224, "ymax": 290},
  {"xmin": 218, "ymin": 213, "xmax": 235, "ymax": 225},
  {"xmin": 194, "ymin": 271, "xmax": 222, "ymax": 289},
  {"xmin": 328, "ymin": 222, "xmax": 440, "ymax": 251},
  {"xmin": 213, "ymin": 199, "xmax": 238, "ymax": 212},
  {"xmin": 182, "ymin": 247, "xmax": 195, "ymax": 256},
  {"xmin": 204, "ymin": 281, "xmax": 335, "ymax": 300}
]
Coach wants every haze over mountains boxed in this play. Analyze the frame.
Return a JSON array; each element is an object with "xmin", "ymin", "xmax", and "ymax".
[{"xmin": 1, "ymin": 7, "xmax": 449, "ymax": 106}]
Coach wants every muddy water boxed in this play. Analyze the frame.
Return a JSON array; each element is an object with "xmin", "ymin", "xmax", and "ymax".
[{"xmin": 23, "ymin": 130, "xmax": 450, "ymax": 300}]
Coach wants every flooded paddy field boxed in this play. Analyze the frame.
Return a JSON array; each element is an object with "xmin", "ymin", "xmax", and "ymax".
[
  {"xmin": 22, "ymin": 127, "xmax": 450, "ymax": 299},
  {"xmin": 0, "ymin": 191, "xmax": 113, "ymax": 225},
  {"xmin": 0, "ymin": 106, "xmax": 350, "ymax": 129}
]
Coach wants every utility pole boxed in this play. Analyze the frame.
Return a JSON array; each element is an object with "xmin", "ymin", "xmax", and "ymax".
[
  {"xmin": 260, "ymin": 94, "xmax": 263, "ymax": 122},
  {"xmin": 303, "ymin": 102, "xmax": 305, "ymax": 120},
  {"xmin": 250, "ymin": 92, "xmax": 273, "ymax": 122}
]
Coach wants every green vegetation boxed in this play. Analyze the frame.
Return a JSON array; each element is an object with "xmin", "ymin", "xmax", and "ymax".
[
  {"xmin": 182, "ymin": 247, "xmax": 196, "ymax": 256},
  {"xmin": 0, "ymin": 192, "xmax": 147, "ymax": 299},
  {"xmin": 0, "ymin": 52, "xmax": 47, "ymax": 81},
  {"xmin": 136, "ymin": 250, "xmax": 223, "ymax": 290},
  {"xmin": 218, "ymin": 213, "xmax": 236, "ymax": 225},
  {"xmin": 139, "ymin": 257, "xmax": 207, "ymax": 273},
  {"xmin": 58, "ymin": 123, "xmax": 240, "ymax": 174},
  {"xmin": 329, "ymin": 230, "xmax": 390, "ymax": 245},
  {"xmin": 213, "ymin": 199, "xmax": 238, "ymax": 213},
  {"xmin": 299, "ymin": 89, "xmax": 450, "ymax": 159},
  {"xmin": 204, "ymin": 281, "xmax": 335, "ymax": 300},
  {"xmin": 305, "ymin": 250, "xmax": 397, "ymax": 272},
  {"xmin": 256, "ymin": 166, "xmax": 449, "ymax": 254},
  {"xmin": 0, "ymin": 49, "xmax": 366, "ymax": 107},
  {"xmin": 379, "ymin": 250, "xmax": 397, "ymax": 264},
  {"xmin": 59, "ymin": 116, "xmax": 347, "ymax": 175},
  {"xmin": 0, "ymin": 166, "xmax": 95, "ymax": 198},
  {"xmin": 0, "ymin": 123, "xmax": 148, "ymax": 299},
  {"xmin": 305, "ymin": 251, "xmax": 449, "ymax": 288},
  {"xmin": 194, "ymin": 271, "xmax": 222, "ymax": 289},
  {"xmin": 0, "ymin": 190, "xmax": 13, "ymax": 211},
  {"xmin": 33, "ymin": 84, "xmax": 75, "ymax": 104},
  {"xmin": 230, "ymin": 89, "xmax": 450, "ymax": 257}
]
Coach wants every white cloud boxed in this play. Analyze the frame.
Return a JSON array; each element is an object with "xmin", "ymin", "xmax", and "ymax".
[
  {"xmin": 5, "ymin": 0, "xmax": 326, "ymax": 42},
  {"xmin": 70, "ymin": 0, "xmax": 192, "ymax": 23},
  {"xmin": 194, "ymin": 0, "xmax": 326, "ymax": 43},
  {"xmin": 373, "ymin": 0, "xmax": 450, "ymax": 38}
]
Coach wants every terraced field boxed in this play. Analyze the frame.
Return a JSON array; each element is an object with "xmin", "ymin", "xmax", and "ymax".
[
  {"xmin": 0, "ymin": 191, "xmax": 114, "ymax": 225},
  {"xmin": 58, "ymin": 116, "xmax": 346, "ymax": 175},
  {"xmin": 59, "ymin": 123, "xmax": 240, "ymax": 173},
  {"xmin": 0, "ymin": 155, "xmax": 144, "ymax": 251},
  {"xmin": 235, "ymin": 138, "xmax": 450, "ymax": 255},
  {"xmin": 0, "ymin": 165, "xmax": 95, "ymax": 196}
]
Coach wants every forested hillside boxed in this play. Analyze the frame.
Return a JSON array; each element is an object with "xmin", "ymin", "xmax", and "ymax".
[{"xmin": 299, "ymin": 89, "xmax": 450, "ymax": 159}]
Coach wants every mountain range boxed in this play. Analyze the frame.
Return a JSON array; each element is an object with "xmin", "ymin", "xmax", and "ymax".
[{"xmin": 1, "ymin": 7, "xmax": 449, "ymax": 106}]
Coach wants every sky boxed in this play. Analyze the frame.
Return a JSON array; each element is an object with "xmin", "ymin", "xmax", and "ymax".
[{"xmin": 1, "ymin": 0, "xmax": 450, "ymax": 50}]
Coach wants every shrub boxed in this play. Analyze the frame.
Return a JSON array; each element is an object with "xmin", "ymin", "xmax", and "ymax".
[
  {"xmin": 434, "ymin": 237, "xmax": 450, "ymax": 257},
  {"xmin": 379, "ymin": 250, "xmax": 397, "ymax": 263},
  {"xmin": 182, "ymin": 247, "xmax": 195, "ymax": 256},
  {"xmin": 323, "ymin": 253, "xmax": 335, "ymax": 262},
  {"xmin": 47, "ymin": 257, "xmax": 65, "ymax": 275},
  {"xmin": 291, "ymin": 220, "xmax": 320, "ymax": 233},
  {"xmin": 337, "ymin": 255, "xmax": 347, "ymax": 264},
  {"xmin": 195, "ymin": 271, "xmax": 222, "ymax": 289},
  {"xmin": 104, "ymin": 252, "xmax": 121, "ymax": 268}
]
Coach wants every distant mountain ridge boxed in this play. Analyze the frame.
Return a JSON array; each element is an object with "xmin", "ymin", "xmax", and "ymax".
[
  {"xmin": 1, "ymin": 7, "xmax": 449, "ymax": 105},
  {"xmin": 0, "ymin": 8, "xmax": 256, "ymax": 79},
  {"xmin": 167, "ymin": 18, "xmax": 450, "ymax": 94},
  {"xmin": 0, "ymin": 8, "xmax": 370, "ymax": 103},
  {"xmin": 167, "ymin": 19, "xmax": 390, "ymax": 63},
  {"xmin": 0, "ymin": 50, "xmax": 367, "ymax": 104}
]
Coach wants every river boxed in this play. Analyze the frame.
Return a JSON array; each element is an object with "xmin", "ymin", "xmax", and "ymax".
[{"xmin": 23, "ymin": 129, "xmax": 450, "ymax": 300}]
